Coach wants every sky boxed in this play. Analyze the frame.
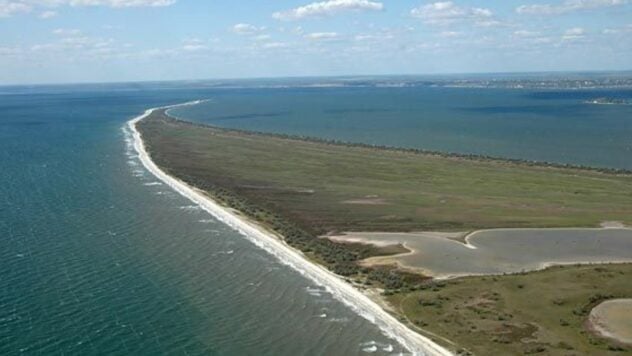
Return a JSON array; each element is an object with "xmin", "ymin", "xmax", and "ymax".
[{"xmin": 0, "ymin": 0, "xmax": 631, "ymax": 84}]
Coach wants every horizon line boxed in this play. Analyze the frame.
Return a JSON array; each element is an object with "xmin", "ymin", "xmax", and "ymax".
[{"xmin": 2, "ymin": 69, "xmax": 632, "ymax": 88}]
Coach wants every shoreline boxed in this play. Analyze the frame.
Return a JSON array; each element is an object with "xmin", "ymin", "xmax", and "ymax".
[{"xmin": 127, "ymin": 103, "xmax": 453, "ymax": 356}]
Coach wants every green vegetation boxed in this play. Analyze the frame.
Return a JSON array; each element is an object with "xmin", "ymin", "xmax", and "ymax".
[
  {"xmin": 388, "ymin": 264, "xmax": 632, "ymax": 355},
  {"xmin": 138, "ymin": 109, "xmax": 632, "ymax": 279},
  {"xmin": 139, "ymin": 110, "xmax": 632, "ymax": 235}
]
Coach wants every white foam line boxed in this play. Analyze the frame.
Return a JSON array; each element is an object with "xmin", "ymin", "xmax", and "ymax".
[{"xmin": 127, "ymin": 102, "xmax": 453, "ymax": 356}]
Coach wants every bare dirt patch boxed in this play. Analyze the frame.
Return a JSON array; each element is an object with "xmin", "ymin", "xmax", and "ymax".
[
  {"xmin": 588, "ymin": 298, "xmax": 632, "ymax": 346},
  {"xmin": 601, "ymin": 221, "xmax": 627, "ymax": 229},
  {"xmin": 341, "ymin": 197, "xmax": 388, "ymax": 205}
]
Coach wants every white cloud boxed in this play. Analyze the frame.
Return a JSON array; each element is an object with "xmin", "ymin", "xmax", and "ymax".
[
  {"xmin": 273, "ymin": 0, "xmax": 383, "ymax": 21},
  {"xmin": 411, "ymin": 2, "xmax": 494, "ymax": 25},
  {"xmin": 516, "ymin": 0, "xmax": 626, "ymax": 15},
  {"xmin": 60, "ymin": 36, "xmax": 97, "ymax": 46},
  {"xmin": 38, "ymin": 10, "xmax": 56, "ymax": 18},
  {"xmin": 475, "ymin": 19, "xmax": 503, "ymax": 27},
  {"xmin": 602, "ymin": 24, "xmax": 632, "ymax": 34},
  {"xmin": 0, "ymin": 46, "xmax": 22, "ymax": 55},
  {"xmin": 181, "ymin": 38, "xmax": 207, "ymax": 51},
  {"xmin": 0, "ymin": 1, "xmax": 31, "ymax": 17},
  {"xmin": 562, "ymin": 27, "xmax": 586, "ymax": 40},
  {"xmin": 514, "ymin": 30, "xmax": 541, "ymax": 37},
  {"xmin": 564, "ymin": 27, "xmax": 585, "ymax": 35},
  {"xmin": 232, "ymin": 23, "xmax": 265, "ymax": 35},
  {"xmin": 354, "ymin": 34, "xmax": 374, "ymax": 41},
  {"xmin": 438, "ymin": 31, "xmax": 461, "ymax": 38},
  {"xmin": 182, "ymin": 44, "xmax": 207, "ymax": 51},
  {"xmin": 59, "ymin": 0, "xmax": 175, "ymax": 7},
  {"xmin": 510, "ymin": 30, "xmax": 555, "ymax": 45},
  {"xmin": 354, "ymin": 33, "xmax": 393, "ymax": 41},
  {"xmin": 262, "ymin": 42, "xmax": 289, "ymax": 49},
  {"xmin": 53, "ymin": 28, "xmax": 81, "ymax": 35},
  {"xmin": 530, "ymin": 36, "xmax": 555, "ymax": 44},
  {"xmin": 1, "ymin": 0, "xmax": 174, "ymax": 18},
  {"xmin": 253, "ymin": 34, "xmax": 271, "ymax": 41},
  {"xmin": 28, "ymin": 29, "xmax": 120, "ymax": 56},
  {"xmin": 305, "ymin": 31, "xmax": 339, "ymax": 40}
]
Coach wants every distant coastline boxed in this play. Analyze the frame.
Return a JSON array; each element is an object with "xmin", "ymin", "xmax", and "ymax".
[{"xmin": 583, "ymin": 97, "xmax": 631, "ymax": 105}]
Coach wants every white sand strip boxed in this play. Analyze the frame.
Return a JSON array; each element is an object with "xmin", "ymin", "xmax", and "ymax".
[{"xmin": 127, "ymin": 103, "xmax": 453, "ymax": 356}]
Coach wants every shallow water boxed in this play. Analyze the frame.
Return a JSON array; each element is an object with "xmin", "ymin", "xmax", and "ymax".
[
  {"xmin": 0, "ymin": 84, "xmax": 405, "ymax": 355},
  {"xmin": 336, "ymin": 229, "xmax": 632, "ymax": 278}
]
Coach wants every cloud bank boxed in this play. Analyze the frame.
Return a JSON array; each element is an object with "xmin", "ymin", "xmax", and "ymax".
[
  {"xmin": 516, "ymin": 0, "xmax": 626, "ymax": 15},
  {"xmin": 273, "ymin": 0, "xmax": 383, "ymax": 20},
  {"xmin": 1, "ymin": 0, "xmax": 174, "ymax": 18},
  {"xmin": 410, "ymin": 1, "xmax": 493, "ymax": 25}
]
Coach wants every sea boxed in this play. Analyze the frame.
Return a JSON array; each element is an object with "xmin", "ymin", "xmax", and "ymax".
[{"xmin": 1, "ymin": 76, "xmax": 631, "ymax": 355}]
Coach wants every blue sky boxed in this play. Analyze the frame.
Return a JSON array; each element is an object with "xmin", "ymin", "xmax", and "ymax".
[{"xmin": 0, "ymin": 0, "xmax": 631, "ymax": 84}]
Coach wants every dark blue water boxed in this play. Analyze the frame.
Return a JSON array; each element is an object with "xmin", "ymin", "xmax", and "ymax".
[
  {"xmin": 0, "ymin": 84, "xmax": 405, "ymax": 355},
  {"xmin": 171, "ymin": 86, "xmax": 632, "ymax": 170}
]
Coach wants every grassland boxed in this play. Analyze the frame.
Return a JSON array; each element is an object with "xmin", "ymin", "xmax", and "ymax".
[
  {"xmin": 137, "ymin": 109, "xmax": 632, "ymax": 354},
  {"xmin": 138, "ymin": 110, "xmax": 632, "ymax": 235},
  {"xmin": 388, "ymin": 264, "xmax": 632, "ymax": 355}
]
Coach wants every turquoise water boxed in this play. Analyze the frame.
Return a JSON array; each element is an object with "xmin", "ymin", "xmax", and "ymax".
[
  {"xmin": 0, "ymin": 84, "xmax": 404, "ymax": 355},
  {"xmin": 171, "ymin": 86, "xmax": 632, "ymax": 170}
]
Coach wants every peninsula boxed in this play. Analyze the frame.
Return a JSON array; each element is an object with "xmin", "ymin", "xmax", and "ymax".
[{"xmin": 133, "ymin": 105, "xmax": 632, "ymax": 355}]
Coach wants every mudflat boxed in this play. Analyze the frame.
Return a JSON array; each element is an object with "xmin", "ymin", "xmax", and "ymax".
[
  {"xmin": 328, "ymin": 229, "xmax": 632, "ymax": 278},
  {"xmin": 589, "ymin": 299, "xmax": 632, "ymax": 346}
]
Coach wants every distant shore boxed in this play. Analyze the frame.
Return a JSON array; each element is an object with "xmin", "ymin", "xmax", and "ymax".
[{"xmin": 128, "ymin": 103, "xmax": 453, "ymax": 356}]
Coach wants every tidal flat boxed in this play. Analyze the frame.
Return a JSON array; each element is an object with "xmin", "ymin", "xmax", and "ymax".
[
  {"xmin": 330, "ymin": 228, "xmax": 632, "ymax": 278},
  {"xmin": 588, "ymin": 298, "xmax": 632, "ymax": 346}
]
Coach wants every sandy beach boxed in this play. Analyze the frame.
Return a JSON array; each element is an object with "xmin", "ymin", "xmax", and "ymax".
[{"xmin": 128, "ymin": 103, "xmax": 453, "ymax": 356}]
